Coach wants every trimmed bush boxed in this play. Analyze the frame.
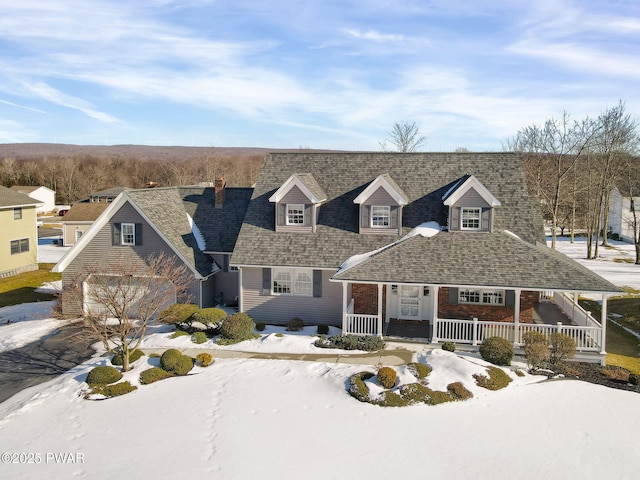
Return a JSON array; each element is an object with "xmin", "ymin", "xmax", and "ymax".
[
  {"xmin": 348, "ymin": 371, "xmax": 375, "ymax": 402},
  {"xmin": 89, "ymin": 381, "xmax": 137, "ymax": 398},
  {"xmin": 191, "ymin": 308, "xmax": 227, "ymax": 326},
  {"xmin": 160, "ymin": 349, "xmax": 193, "ymax": 376},
  {"xmin": 86, "ymin": 365, "xmax": 122, "ymax": 385},
  {"xmin": 221, "ymin": 312, "xmax": 255, "ymax": 341},
  {"xmin": 407, "ymin": 362, "xmax": 432, "ymax": 380},
  {"xmin": 191, "ymin": 331, "xmax": 208, "ymax": 344},
  {"xmin": 255, "ymin": 322, "xmax": 266, "ymax": 332},
  {"xmin": 139, "ymin": 367, "xmax": 173, "ymax": 385},
  {"xmin": 447, "ymin": 382, "xmax": 473, "ymax": 401},
  {"xmin": 442, "ymin": 342, "xmax": 456, "ymax": 352},
  {"xmin": 196, "ymin": 352, "xmax": 214, "ymax": 367},
  {"xmin": 111, "ymin": 349, "xmax": 144, "ymax": 366},
  {"xmin": 169, "ymin": 330, "xmax": 190, "ymax": 339},
  {"xmin": 314, "ymin": 334, "xmax": 385, "ymax": 352},
  {"xmin": 377, "ymin": 367, "xmax": 397, "ymax": 389},
  {"xmin": 548, "ymin": 333, "xmax": 576, "ymax": 366},
  {"xmin": 286, "ymin": 317, "xmax": 304, "ymax": 332},
  {"xmin": 522, "ymin": 330, "xmax": 547, "ymax": 346},
  {"xmin": 479, "ymin": 336, "xmax": 513, "ymax": 366},
  {"xmin": 524, "ymin": 342, "xmax": 550, "ymax": 372},
  {"xmin": 317, "ymin": 324, "xmax": 330, "ymax": 335},
  {"xmin": 428, "ymin": 390, "xmax": 454, "ymax": 406},
  {"xmin": 399, "ymin": 383, "xmax": 432, "ymax": 404},
  {"xmin": 158, "ymin": 303, "xmax": 199, "ymax": 325},
  {"xmin": 378, "ymin": 390, "xmax": 406, "ymax": 407},
  {"xmin": 473, "ymin": 366, "xmax": 512, "ymax": 390}
]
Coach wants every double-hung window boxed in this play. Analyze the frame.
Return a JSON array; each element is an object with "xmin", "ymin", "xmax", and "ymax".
[
  {"xmin": 461, "ymin": 208, "xmax": 481, "ymax": 230},
  {"xmin": 272, "ymin": 268, "xmax": 312, "ymax": 296},
  {"xmin": 371, "ymin": 206, "xmax": 390, "ymax": 228},
  {"xmin": 459, "ymin": 288, "xmax": 505, "ymax": 305},
  {"xmin": 13, "ymin": 208, "xmax": 22, "ymax": 220},
  {"xmin": 10, "ymin": 238, "xmax": 29, "ymax": 255},
  {"xmin": 286, "ymin": 204, "xmax": 304, "ymax": 225},
  {"xmin": 121, "ymin": 223, "xmax": 135, "ymax": 245}
]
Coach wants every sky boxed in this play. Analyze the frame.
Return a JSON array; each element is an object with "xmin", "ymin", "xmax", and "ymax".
[{"xmin": 0, "ymin": 0, "xmax": 639, "ymax": 151}]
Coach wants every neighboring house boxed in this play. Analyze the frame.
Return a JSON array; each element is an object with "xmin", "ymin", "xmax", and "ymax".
[
  {"xmin": 53, "ymin": 178, "xmax": 252, "ymax": 315},
  {"xmin": 10, "ymin": 185, "xmax": 55, "ymax": 214},
  {"xmin": 231, "ymin": 152, "xmax": 621, "ymax": 361},
  {"xmin": 79, "ymin": 187, "xmax": 130, "ymax": 204},
  {"xmin": 0, "ymin": 185, "xmax": 42, "ymax": 277},
  {"xmin": 608, "ymin": 186, "xmax": 639, "ymax": 243},
  {"xmin": 60, "ymin": 203, "xmax": 110, "ymax": 246}
]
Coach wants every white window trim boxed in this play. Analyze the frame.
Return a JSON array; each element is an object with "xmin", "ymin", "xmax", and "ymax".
[
  {"xmin": 461, "ymin": 207, "xmax": 482, "ymax": 230},
  {"xmin": 272, "ymin": 267, "xmax": 313, "ymax": 297},
  {"xmin": 75, "ymin": 230, "xmax": 84, "ymax": 242},
  {"xmin": 121, "ymin": 223, "xmax": 135, "ymax": 245},
  {"xmin": 370, "ymin": 205, "xmax": 391, "ymax": 228},
  {"xmin": 459, "ymin": 288, "xmax": 505, "ymax": 306},
  {"xmin": 13, "ymin": 207, "xmax": 22, "ymax": 220},
  {"xmin": 286, "ymin": 204, "xmax": 305, "ymax": 226}
]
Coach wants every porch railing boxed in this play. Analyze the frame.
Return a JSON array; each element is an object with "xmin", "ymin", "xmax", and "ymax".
[
  {"xmin": 344, "ymin": 314, "xmax": 380, "ymax": 336},
  {"xmin": 551, "ymin": 292, "xmax": 601, "ymax": 328},
  {"xmin": 435, "ymin": 318, "xmax": 602, "ymax": 352}
]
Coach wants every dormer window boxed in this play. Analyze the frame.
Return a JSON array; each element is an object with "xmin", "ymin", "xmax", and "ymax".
[
  {"xmin": 461, "ymin": 208, "xmax": 481, "ymax": 230},
  {"xmin": 371, "ymin": 206, "xmax": 391, "ymax": 228},
  {"xmin": 286, "ymin": 204, "xmax": 305, "ymax": 225}
]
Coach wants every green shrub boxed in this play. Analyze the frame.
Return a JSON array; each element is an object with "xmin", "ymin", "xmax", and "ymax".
[
  {"xmin": 515, "ymin": 369, "xmax": 525, "ymax": 377},
  {"xmin": 191, "ymin": 331, "xmax": 208, "ymax": 344},
  {"xmin": 378, "ymin": 390, "xmax": 407, "ymax": 407},
  {"xmin": 286, "ymin": 317, "xmax": 304, "ymax": 331},
  {"xmin": 407, "ymin": 362, "xmax": 432, "ymax": 379},
  {"xmin": 548, "ymin": 333, "xmax": 576, "ymax": 365},
  {"xmin": 139, "ymin": 367, "xmax": 173, "ymax": 385},
  {"xmin": 158, "ymin": 303, "xmax": 199, "ymax": 325},
  {"xmin": 442, "ymin": 342, "xmax": 456, "ymax": 352},
  {"xmin": 473, "ymin": 366, "xmax": 513, "ymax": 390},
  {"xmin": 256, "ymin": 322, "xmax": 266, "ymax": 331},
  {"xmin": 221, "ymin": 312, "xmax": 255, "ymax": 341},
  {"xmin": 160, "ymin": 349, "xmax": 193, "ymax": 376},
  {"xmin": 317, "ymin": 324, "xmax": 330, "ymax": 335},
  {"xmin": 191, "ymin": 308, "xmax": 227, "ymax": 326},
  {"xmin": 524, "ymin": 342, "xmax": 550, "ymax": 372},
  {"xmin": 428, "ymin": 390, "xmax": 454, "ymax": 405},
  {"xmin": 447, "ymin": 382, "xmax": 473, "ymax": 401},
  {"xmin": 399, "ymin": 383, "xmax": 432, "ymax": 404},
  {"xmin": 275, "ymin": 333, "xmax": 283, "ymax": 338},
  {"xmin": 111, "ymin": 349, "xmax": 144, "ymax": 366},
  {"xmin": 629, "ymin": 373, "xmax": 639, "ymax": 386},
  {"xmin": 89, "ymin": 381, "xmax": 137, "ymax": 398},
  {"xmin": 479, "ymin": 336, "xmax": 513, "ymax": 366},
  {"xmin": 86, "ymin": 365, "xmax": 122, "ymax": 385},
  {"xmin": 314, "ymin": 334, "xmax": 385, "ymax": 352},
  {"xmin": 377, "ymin": 367, "xmax": 397, "ymax": 389},
  {"xmin": 196, "ymin": 352, "xmax": 213, "ymax": 367},
  {"xmin": 348, "ymin": 371, "xmax": 375, "ymax": 402},
  {"xmin": 169, "ymin": 330, "xmax": 190, "ymax": 339}
]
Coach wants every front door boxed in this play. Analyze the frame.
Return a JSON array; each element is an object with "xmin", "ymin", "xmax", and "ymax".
[{"xmin": 399, "ymin": 285, "xmax": 421, "ymax": 320}]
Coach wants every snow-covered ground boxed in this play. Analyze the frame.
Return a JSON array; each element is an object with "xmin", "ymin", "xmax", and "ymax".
[
  {"xmin": 0, "ymin": 302, "xmax": 61, "ymax": 353},
  {"xmin": 37, "ymin": 239, "xmax": 71, "ymax": 264}
]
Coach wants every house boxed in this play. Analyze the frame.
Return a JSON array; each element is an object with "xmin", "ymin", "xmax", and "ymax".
[
  {"xmin": 231, "ymin": 152, "xmax": 621, "ymax": 361},
  {"xmin": 53, "ymin": 178, "xmax": 252, "ymax": 315},
  {"xmin": 608, "ymin": 186, "xmax": 639, "ymax": 243},
  {"xmin": 84, "ymin": 187, "xmax": 130, "ymax": 204},
  {"xmin": 9, "ymin": 185, "xmax": 55, "ymax": 214},
  {"xmin": 0, "ymin": 185, "xmax": 42, "ymax": 277},
  {"xmin": 60, "ymin": 203, "xmax": 110, "ymax": 246}
]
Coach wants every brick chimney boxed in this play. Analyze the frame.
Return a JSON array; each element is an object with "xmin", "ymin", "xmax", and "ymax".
[{"xmin": 214, "ymin": 177, "xmax": 226, "ymax": 209}]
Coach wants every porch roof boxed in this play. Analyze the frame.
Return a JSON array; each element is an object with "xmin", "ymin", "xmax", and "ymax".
[{"xmin": 332, "ymin": 230, "xmax": 623, "ymax": 294}]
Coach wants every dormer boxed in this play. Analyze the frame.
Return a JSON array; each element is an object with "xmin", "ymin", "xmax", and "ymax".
[
  {"xmin": 353, "ymin": 174, "xmax": 408, "ymax": 235},
  {"xmin": 269, "ymin": 174, "xmax": 327, "ymax": 233},
  {"xmin": 443, "ymin": 175, "xmax": 501, "ymax": 232}
]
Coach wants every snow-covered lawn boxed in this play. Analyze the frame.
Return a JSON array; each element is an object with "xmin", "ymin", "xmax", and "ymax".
[
  {"xmin": 37, "ymin": 240, "xmax": 70, "ymax": 264},
  {"xmin": 0, "ymin": 301, "xmax": 61, "ymax": 353}
]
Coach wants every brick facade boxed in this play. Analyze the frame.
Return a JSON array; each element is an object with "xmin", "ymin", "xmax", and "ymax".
[
  {"xmin": 438, "ymin": 287, "xmax": 536, "ymax": 323},
  {"xmin": 352, "ymin": 283, "xmax": 387, "ymax": 321}
]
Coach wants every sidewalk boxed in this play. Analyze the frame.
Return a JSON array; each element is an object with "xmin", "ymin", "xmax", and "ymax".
[{"xmin": 140, "ymin": 345, "xmax": 416, "ymax": 366}]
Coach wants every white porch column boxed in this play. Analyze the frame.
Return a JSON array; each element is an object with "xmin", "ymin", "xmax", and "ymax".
[
  {"xmin": 238, "ymin": 267, "xmax": 243, "ymax": 312},
  {"xmin": 431, "ymin": 285, "xmax": 439, "ymax": 343},
  {"xmin": 513, "ymin": 288, "xmax": 521, "ymax": 346},
  {"xmin": 600, "ymin": 294, "xmax": 608, "ymax": 355},
  {"xmin": 342, "ymin": 282, "xmax": 348, "ymax": 335},
  {"xmin": 377, "ymin": 283, "xmax": 383, "ymax": 337}
]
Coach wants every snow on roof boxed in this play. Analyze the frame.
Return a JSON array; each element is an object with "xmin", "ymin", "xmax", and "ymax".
[{"xmin": 186, "ymin": 213, "xmax": 207, "ymax": 251}]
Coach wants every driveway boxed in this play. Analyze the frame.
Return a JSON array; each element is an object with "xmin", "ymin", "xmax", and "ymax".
[{"xmin": 0, "ymin": 323, "xmax": 95, "ymax": 403}]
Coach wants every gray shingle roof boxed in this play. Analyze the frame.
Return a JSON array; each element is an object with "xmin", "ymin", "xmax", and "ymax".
[
  {"xmin": 294, "ymin": 173, "xmax": 327, "ymax": 202},
  {"xmin": 0, "ymin": 185, "xmax": 42, "ymax": 208},
  {"xmin": 125, "ymin": 186, "xmax": 252, "ymax": 277},
  {"xmin": 231, "ymin": 152, "xmax": 545, "ymax": 268},
  {"xmin": 62, "ymin": 203, "xmax": 109, "ymax": 222},
  {"xmin": 332, "ymin": 230, "xmax": 622, "ymax": 293}
]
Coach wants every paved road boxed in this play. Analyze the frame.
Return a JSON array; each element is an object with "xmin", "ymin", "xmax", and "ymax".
[{"xmin": 0, "ymin": 324, "xmax": 95, "ymax": 403}]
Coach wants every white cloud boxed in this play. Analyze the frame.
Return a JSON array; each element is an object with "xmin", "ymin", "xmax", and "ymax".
[{"xmin": 343, "ymin": 28, "xmax": 407, "ymax": 43}]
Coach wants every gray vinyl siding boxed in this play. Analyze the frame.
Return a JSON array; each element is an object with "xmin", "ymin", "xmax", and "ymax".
[
  {"xmin": 275, "ymin": 186, "xmax": 313, "ymax": 233},
  {"xmin": 61, "ymin": 202, "xmax": 201, "ymax": 315},
  {"xmin": 360, "ymin": 187, "xmax": 402, "ymax": 235},
  {"xmin": 240, "ymin": 267, "xmax": 343, "ymax": 325},
  {"xmin": 449, "ymin": 188, "xmax": 493, "ymax": 232},
  {"xmin": 211, "ymin": 253, "xmax": 239, "ymax": 306}
]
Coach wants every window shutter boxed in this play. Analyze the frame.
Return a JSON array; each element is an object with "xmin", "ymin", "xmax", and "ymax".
[
  {"xmin": 313, "ymin": 270, "xmax": 322, "ymax": 297},
  {"xmin": 277, "ymin": 204, "xmax": 285, "ymax": 227},
  {"xmin": 304, "ymin": 204, "xmax": 311, "ymax": 226},
  {"xmin": 449, "ymin": 208, "xmax": 459, "ymax": 231},
  {"xmin": 262, "ymin": 268, "xmax": 271, "ymax": 295},
  {"xmin": 390, "ymin": 206, "xmax": 398, "ymax": 228},
  {"xmin": 448, "ymin": 287, "xmax": 459, "ymax": 305},
  {"xmin": 505, "ymin": 290, "xmax": 515, "ymax": 308},
  {"xmin": 361, "ymin": 205, "xmax": 370, "ymax": 229},
  {"xmin": 482, "ymin": 208, "xmax": 491, "ymax": 232},
  {"xmin": 135, "ymin": 223, "xmax": 143, "ymax": 245},
  {"xmin": 223, "ymin": 255, "xmax": 230, "ymax": 273},
  {"xmin": 112, "ymin": 223, "xmax": 121, "ymax": 245}
]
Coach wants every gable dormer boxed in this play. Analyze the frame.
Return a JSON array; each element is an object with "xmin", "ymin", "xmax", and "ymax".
[
  {"xmin": 268, "ymin": 173, "xmax": 327, "ymax": 233},
  {"xmin": 443, "ymin": 175, "xmax": 501, "ymax": 232},
  {"xmin": 353, "ymin": 174, "xmax": 408, "ymax": 235}
]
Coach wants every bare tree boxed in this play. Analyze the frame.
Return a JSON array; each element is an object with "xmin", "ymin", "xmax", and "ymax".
[
  {"xmin": 380, "ymin": 121, "xmax": 427, "ymax": 152},
  {"xmin": 79, "ymin": 252, "xmax": 193, "ymax": 371}
]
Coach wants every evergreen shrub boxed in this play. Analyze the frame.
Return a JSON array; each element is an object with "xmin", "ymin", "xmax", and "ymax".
[
  {"xmin": 221, "ymin": 313, "xmax": 255, "ymax": 341},
  {"xmin": 377, "ymin": 367, "xmax": 397, "ymax": 389},
  {"xmin": 139, "ymin": 367, "xmax": 173, "ymax": 385},
  {"xmin": 86, "ymin": 365, "xmax": 122, "ymax": 385},
  {"xmin": 479, "ymin": 336, "xmax": 513, "ymax": 366}
]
